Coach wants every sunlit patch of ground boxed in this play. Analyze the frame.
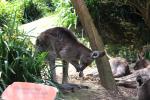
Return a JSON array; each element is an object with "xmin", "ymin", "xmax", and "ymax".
[{"xmin": 56, "ymin": 65, "xmax": 137, "ymax": 100}]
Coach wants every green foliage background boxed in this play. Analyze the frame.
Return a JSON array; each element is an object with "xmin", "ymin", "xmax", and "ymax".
[{"xmin": 0, "ymin": 0, "xmax": 50, "ymax": 93}]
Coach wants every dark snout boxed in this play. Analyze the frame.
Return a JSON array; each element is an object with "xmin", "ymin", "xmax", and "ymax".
[
  {"xmin": 99, "ymin": 51, "xmax": 105, "ymax": 57},
  {"xmin": 76, "ymin": 65, "xmax": 86, "ymax": 77}
]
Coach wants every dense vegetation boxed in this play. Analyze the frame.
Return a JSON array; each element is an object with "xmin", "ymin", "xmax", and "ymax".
[
  {"xmin": 0, "ymin": 13, "xmax": 48, "ymax": 93},
  {"xmin": 85, "ymin": 0, "xmax": 150, "ymax": 61},
  {"xmin": 0, "ymin": 0, "xmax": 56, "ymax": 94},
  {"xmin": 0, "ymin": 1, "xmax": 76, "ymax": 97},
  {"xmin": 0, "ymin": 0, "xmax": 52, "ymax": 29}
]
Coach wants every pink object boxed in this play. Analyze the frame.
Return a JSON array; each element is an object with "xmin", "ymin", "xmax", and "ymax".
[{"xmin": 1, "ymin": 82, "xmax": 58, "ymax": 100}]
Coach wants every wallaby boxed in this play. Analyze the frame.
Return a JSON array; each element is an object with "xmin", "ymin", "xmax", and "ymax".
[
  {"xmin": 134, "ymin": 54, "xmax": 150, "ymax": 70},
  {"xmin": 35, "ymin": 27, "xmax": 105, "ymax": 83},
  {"xmin": 105, "ymin": 50, "xmax": 130, "ymax": 77}
]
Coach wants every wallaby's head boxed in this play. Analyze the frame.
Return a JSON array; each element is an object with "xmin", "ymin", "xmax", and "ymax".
[
  {"xmin": 134, "ymin": 54, "xmax": 149, "ymax": 70},
  {"xmin": 80, "ymin": 51, "xmax": 105, "ymax": 71}
]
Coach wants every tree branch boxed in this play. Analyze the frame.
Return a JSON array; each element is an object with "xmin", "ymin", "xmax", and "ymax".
[{"xmin": 127, "ymin": 0, "xmax": 146, "ymax": 15}]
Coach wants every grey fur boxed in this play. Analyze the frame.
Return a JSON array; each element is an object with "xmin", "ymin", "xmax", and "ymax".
[{"xmin": 35, "ymin": 27, "xmax": 105, "ymax": 83}]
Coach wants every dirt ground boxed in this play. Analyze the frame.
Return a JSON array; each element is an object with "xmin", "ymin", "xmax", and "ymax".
[{"xmin": 55, "ymin": 65, "xmax": 137, "ymax": 100}]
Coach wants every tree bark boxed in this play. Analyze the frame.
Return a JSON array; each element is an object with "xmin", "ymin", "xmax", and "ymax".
[{"xmin": 70, "ymin": 0, "xmax": 117, "ymax": 91}]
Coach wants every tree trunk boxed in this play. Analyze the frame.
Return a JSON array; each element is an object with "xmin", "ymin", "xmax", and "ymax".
[{"xmin": 70, "ymin": 0, "xmax": 117, "ymax": 91}]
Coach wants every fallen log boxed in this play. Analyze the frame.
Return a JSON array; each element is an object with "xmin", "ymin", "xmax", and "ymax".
[
  {"xmin": 116, "ymin": 80, "xmax": 137, "ymax": 88},
  {"xmin": 115, "ymin": 66, "xmax": 150, "ymax": 88}
]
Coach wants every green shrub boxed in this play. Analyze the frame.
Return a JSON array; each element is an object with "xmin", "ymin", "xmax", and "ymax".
[
  {"xmin": 142, "ymin": 45, "xmax": 150, "ymax": 60},
  {"xmin": 0, "ymin": 38, "xmax": 46, "ymax": 86},
  {"xmin": 56, "ymin": 0, "xmax": 77, "ymax": 29},
  {"xmin": 105, "ymin": 44, "xmax": 137, "ymax": 62},
  {"xmin": 22, "ymin": 0, "xmax": 50, "ymax": 23},
  {"xmin": 0, "ymin": 1, "xmax": 23, "ymax": 30},
  {"xmin": 44, "ymin": 0, "xmax": 56, "ymax": 11},
  {"xmin": 0, "ymin": 14, "xmax": 47, "ymax": 93},
  {"xmin": 0, "ymin": 0, "xmax": 51, "ymax": 26}
]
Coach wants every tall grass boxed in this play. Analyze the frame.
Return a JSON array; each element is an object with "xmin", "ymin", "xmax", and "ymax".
[
  {"xmin": 0, "ymin": 12, "xmax": 48, "ymax": 94},
  {"xmin": 0, "ymin": 1, "xmax": 22, "ymax": 30}
]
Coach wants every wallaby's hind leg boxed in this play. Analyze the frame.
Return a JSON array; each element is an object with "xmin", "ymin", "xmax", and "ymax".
[{"xmin": 62, "ymin": 60, "xmax": 69, "ymax": 84}]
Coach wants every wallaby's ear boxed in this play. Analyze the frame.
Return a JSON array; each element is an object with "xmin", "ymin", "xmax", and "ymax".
[
  {"xmin": 136, "ymin": 75, "xmax": 144, "ymax": 86},
  {"xmin": 91, "ymin": 51, "xmax": 105, "ymax": 59}
]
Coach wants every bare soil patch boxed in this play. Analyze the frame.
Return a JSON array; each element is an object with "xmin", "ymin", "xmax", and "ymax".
[{"xmin": 56, "ymin": 65, "xmax": 137, "ymax": 100}]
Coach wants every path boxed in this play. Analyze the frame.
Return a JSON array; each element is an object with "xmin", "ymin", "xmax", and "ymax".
[{"xmin": 19, "ymin": 14, "xmax": 59, "ymax": 44}]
